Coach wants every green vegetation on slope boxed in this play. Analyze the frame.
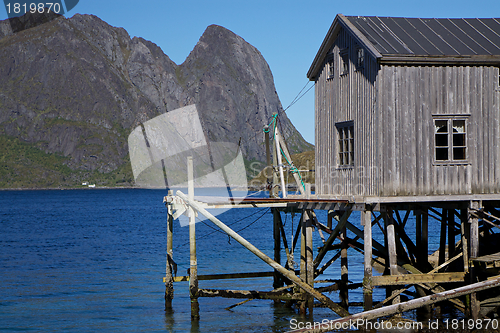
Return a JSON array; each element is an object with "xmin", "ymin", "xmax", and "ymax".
[{"xmin": 0, "ymin": 135, "xmax": 133, "ymax": 188}]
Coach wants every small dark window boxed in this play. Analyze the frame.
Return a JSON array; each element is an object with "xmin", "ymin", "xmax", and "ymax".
[
  {"xmin": 434, "ymin": 118, "xmax": 467, "ymax": 162},
  {"xmin": 327, "ymin": 54, "xmax": 334, "ymax": 79},
  {"xmin": 337, "ymin": 122, "xmax": 354, "ymax": 167},
  {"xmin": 356, "ymin": 47, "xmax": 364, "ymax": 69},
  {"xmin": 340, "ymin": 49, "xmax": 349, "ymax": 75}
]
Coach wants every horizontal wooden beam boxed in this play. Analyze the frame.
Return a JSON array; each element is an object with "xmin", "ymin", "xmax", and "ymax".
[
  {"xmin": 197, "ymin": 288, "xmax": 303, "ymax": 301},
  {"xmin": 372, "ymin": 272, "xmax": 465, "ymax": 286},
  {"xmin": 165, "ymin": 271, "xmax": 276, "ymax": 283}
]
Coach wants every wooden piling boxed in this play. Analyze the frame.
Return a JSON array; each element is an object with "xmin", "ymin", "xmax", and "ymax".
[
  {"xmin": 469, "ymin": 200, "xmax": 480, "ymax": 320},
  {"xmin": 439, "ymin": 209, "xmax": 447, "ymax": 268},
  {"xmin": 361, "ymin": 209, "xmax": 373, "ymax": 310},
  {"xmin": 461, "ymin": 209, "xmax": 469, "ymax": 273},
  {"xmin": 306, "ymin": 210, "xmax": 314, "ymax": 315},
  {"xmin": 385, "ymin": 209, "xmax": 400, "ymax": 305},
  {"xmin": 299, "ymin": 210, "xmax": 307, "ymax": 314},
  {"xmin": 422, "ymin": 208, "xmax": 428, "ymax": 265},
  {"xmin": 187, "ymin": 157, "xmax": 199, "ymax": 320},
  {"xmin": 340, "ymin": 225, "xmax": 348, "ymax": 308},
  {"xmin": 448, "ymin": 209, "xmax": 456, "ymax": 260},
  {"xmin": 165, "ymin": 189, "xmax": 174, "ymax": 309},
  {"xmin": 273, "ymin": 208, "xmax": 283, "ymax": 290}
]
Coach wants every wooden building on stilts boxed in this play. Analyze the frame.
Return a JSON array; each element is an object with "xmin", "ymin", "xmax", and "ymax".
[{"xmin": 163, "ymin": 14, "xmax": 500, "ymax": 330}]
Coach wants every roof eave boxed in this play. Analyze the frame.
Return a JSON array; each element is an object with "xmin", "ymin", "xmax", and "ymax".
[
  {"xmin": 379, "ymin": 54, "xmax": 500, "ymax": 65},
  {"xmin": 307, "ymin": 14, "xmax": 383, "ymax": 81}
]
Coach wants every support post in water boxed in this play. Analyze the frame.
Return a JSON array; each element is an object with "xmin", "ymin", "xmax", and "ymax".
[
  {"xmin": 362, "ymin": 208, "xmax": 373, "ymax": 311},
  {"xmin": 305, "ymin": 210, "xmax": 314, "ymax": 315},
  {"xmin": 273, "ymin": 208, "xmax": 283, "ymax": 291},
  {"xmin": 340, "ymin": 224, "xmax": 348, "ymax": 309},
  {"xmin": 165, "ymin": 189, "xmax": 174, "ymax": 309},
  {"xmin": 188, "ymin": 156, "xmax": 199, "ymax": 319},
  {"xmin": 469, "ymin": 200, "xmax": 480, "ymax": 320},
  {"xmin": 299, "ymin": 210, "xmax": 307, "ymax": 314},
  {"xmin": 385, "ymin": 208, "xmax": 400, "ymax": 306}
]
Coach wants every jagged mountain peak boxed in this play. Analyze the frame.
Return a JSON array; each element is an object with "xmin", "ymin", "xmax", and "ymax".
[{"xmin": 0, "ymin": 14, "xmax": 312, "ymax": 188}]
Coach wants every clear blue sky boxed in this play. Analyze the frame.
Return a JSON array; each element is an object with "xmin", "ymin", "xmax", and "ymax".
[{"xmin": 2, "ymin": 0, "xmax": 500, "ymax": 144}]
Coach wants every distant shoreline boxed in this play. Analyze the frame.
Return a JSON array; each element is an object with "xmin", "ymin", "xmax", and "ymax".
[{"xmin": 0, "ymin": 186, "xmax": 144, "ymax": 191}]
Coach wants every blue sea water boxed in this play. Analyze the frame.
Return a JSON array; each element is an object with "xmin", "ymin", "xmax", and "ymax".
[{"xmin": 0, "ymin": 189, "xmax": 448, "ymax": 332}]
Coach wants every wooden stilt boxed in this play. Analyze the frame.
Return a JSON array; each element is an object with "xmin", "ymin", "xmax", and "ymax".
[
  {"xmin": 448, "ymin": 209, "xmax": 456, "ymax": 260},
  {"xmin": 362, "ymin": 209, "xmax": 373, "ymax": 311},
  {"xmin": 187, "ymin": 157, "xmax": 199, "ymax": 320},
  {"xmin": 165, "ymin": 190, "xmax": 174, "ymax": 309},
  {"xmin": 461, "ymin": 209, "xmax": 469, "ymax": 274},
  {"xmin": 299, "ymin": 210, "xmax": 313, "ymax": 314},
  {"xmin": 469, "ymin": 200, "xmax": 480, "ymax": 320},
  {"xmin": 385, "ymin": 208, "xmax": 400, "ymax": 305},
  {"xmin": 340, "ymin": 225, "xmax": 348, "ymax": 309},
  {"xmin": 439, "ymin": 209, "xmax": 447, "ymax": 268},
  {"xmin": 273, "ymin": 208, "xmax": 284, "ymax": 293},
  {"xmin": 306, "ymin": 211, "xmax": 314, "ymax": 315},
  {"xmin": 415, "ymin": 209, "xmax": 422, "ymax": 268},
  {"xmin": 327, "ymin": 210, "xmax": 333, "ymax": 229},
  {"xmin": 414, "ymin": 208, "xmax": 431, "ymax": 313},
  {"xmin": 299, "ymin": 210, "xmax": 307, "ymax": 314},
  {"xmin": 422, "ymin": 208, "xmax": 429, "ymax": 264}
]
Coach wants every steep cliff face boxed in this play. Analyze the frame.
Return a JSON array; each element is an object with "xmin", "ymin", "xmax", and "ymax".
[{"xmin": 0, "ymin": 13, "xmax": 312, "ymax": 188}]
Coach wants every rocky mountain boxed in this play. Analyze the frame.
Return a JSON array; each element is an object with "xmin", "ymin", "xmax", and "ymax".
[{"xmin": 0, "ymin": 12, "xmax": 312, "ymax": 188}]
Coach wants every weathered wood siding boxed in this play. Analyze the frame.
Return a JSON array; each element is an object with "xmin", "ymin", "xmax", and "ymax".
[
  {"xmin": 315, "ymin": 27, "xmax": 379, "ymax": 197},
  {"xmin": 376, "ymin": 65, "xmax": 500, "ymax": 196},
  {"xmin": 315, "ymin": 27, "xmax": 500, "ymax": 197}
]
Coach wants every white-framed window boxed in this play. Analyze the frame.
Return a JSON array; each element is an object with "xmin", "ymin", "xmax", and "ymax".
[
  {"xmin": 356, "ymin": 47, "xmax": 364, "ymax": 70},
  {"xmin": 434, "ymin": 117, "xmax": 468, "ymax": 162},
  {"xmin": 327, "ymin": 53, "xmax": 334, "ymax": 80},
  {"xmin": 336, "ymin": 121, "xmax": 354, "ymax": 167},
  {"xmin": 340, "ymin": 49, "xmax": 349, "ymax": 76}
]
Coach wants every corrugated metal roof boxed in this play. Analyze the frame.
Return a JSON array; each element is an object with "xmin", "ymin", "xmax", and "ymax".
[{"xmin": 346, "ymin": 16, "xmax": 500, "ymax": 56}]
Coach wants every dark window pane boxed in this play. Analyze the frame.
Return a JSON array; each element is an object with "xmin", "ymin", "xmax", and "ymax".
[
  {"xmin": 452, "ymin": 120, "xmax": 465, "ymax": 133},
  {"xmin": 338, "ymin": 129, "xmax": 344, "ymax": 140},
  {"xmin": 435, "ymin": 120, "xmax": 448, "ymax": 133},
  {"xmin": 453, "ymin": 147, "xmax": 466, "ymax": 160},
  {"xmin": 453, "ymin": 133, "xmax": 465, "ymax": 147},
  {"xmin": 435, "ymin": 133, "xmax": 448, "ymax": 147},
  {"xmin": 436, "ymin": 147, "xmax": 448, "ymax": 160},
  {"xmin": 339, "ymin": 140, "xmax": 344, "ymax": 152}
]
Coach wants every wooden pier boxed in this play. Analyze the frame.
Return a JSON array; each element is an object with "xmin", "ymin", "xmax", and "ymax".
[
  {"xmin": 163, "ymin": 187, "xmax": 500, "ymax": 323},
  {"xmin": 161, "ymin": 105, "xmax": 500, "ymax": 329}
]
